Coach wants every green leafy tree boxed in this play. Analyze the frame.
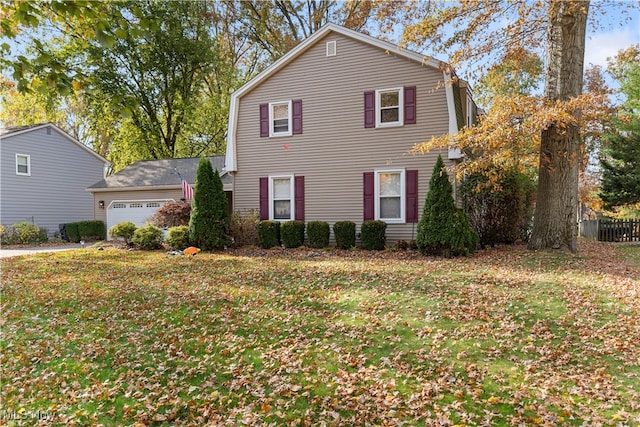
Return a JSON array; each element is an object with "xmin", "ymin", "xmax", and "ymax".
[
  {"xmin": 188, "ymin": 158, "xmax": 229, "ymax": 251},
  {"xmin": 599, "ymin": 127, "xmax": 640, "ymax": 210},
  {"xmin": 417, "ymin": 155, "xmax": 477, "ymax": 257},
  {"xmin": 597, "ymin": 46, "xmax": 640, "ymax": 211}
]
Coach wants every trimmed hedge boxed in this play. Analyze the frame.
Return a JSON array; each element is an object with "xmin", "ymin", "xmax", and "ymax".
[
  {"xmin": 257, "ymin": 220, "xmax": 281, "ymax": 249},
  {"xmin": 333, "ymin": 221, "xmax": 356, "ymax": 250},
  {"xmin": 65, "ymin": 220, "xmax": 106, "ymax": 242},
  {"xmin": 307, "ymin": 221, "xmax": 330, "ymax": 248},
  {"xmin": 361, "ymin": 220, "xmax": 387, "ymax": 250},
  {"xmin": 281, "ymin": 220, "xmax": 305, "ymax": 248}
]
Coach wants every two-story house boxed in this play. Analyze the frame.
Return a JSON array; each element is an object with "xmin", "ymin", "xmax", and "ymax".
[
  {"xmin": 225, "ymin": 23, "xmax": 476, "ymax": 244},
  {"xmin": 0, "ymin": 123, "xmax": 110, "ymax": 236}
]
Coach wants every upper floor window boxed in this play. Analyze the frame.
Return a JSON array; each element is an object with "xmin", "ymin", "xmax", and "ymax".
[
  {"xmin": 270, "ymin": 101, "xmax": 292, "ymax": 136},
  {"xmin": 365, "ymin": 86, "xmax": 416, "ymax": 128},
  {"xmin": 16, "ymin": 154, "xmax": 30, "ymax": 176},
  {"xmin": 376, "ymin": 88, "xmax": 403, "ymax": 127},
  {"xmin": 260, "ymin": 100, "xmax": 303, "ymax": 137}
]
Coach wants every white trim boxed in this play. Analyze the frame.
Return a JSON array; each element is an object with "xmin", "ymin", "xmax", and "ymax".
[
  {"xmin": 15, "ymin": 153, "xmax": 30, "ymax": 176},
  {"xmin": 375, "ymin": 87, "xmax": 404, "ymax": 128},
  {"xmin": 444, "ymin": 72, "xmax": 463, "ymax": 160},
  {"xmin": 269, "ymin": 100, "xmax": 293, "ymax": 137},
  {"xmin": 268, "ymin": 175, "xmax": 295, "ymax": 221},
  {"xmin": 374, "ymin": 169, "xmax": 405, "ymax": 223},
  {"xmin": 225, "ymin": 23, "xmax": 447, "ymax": 173}
]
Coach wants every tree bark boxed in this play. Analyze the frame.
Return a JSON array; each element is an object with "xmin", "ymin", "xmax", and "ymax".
[{"xmin": 528, "ymin": 0, "xmax": 589, "ymax": 253}]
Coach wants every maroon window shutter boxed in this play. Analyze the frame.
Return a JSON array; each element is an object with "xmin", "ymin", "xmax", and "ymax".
[
  {"xmin": 404, "ymin": 86, "xmax": 416, "ymax": 125},
  {"xmin": 292, "ymin": 99, "xmax": 303, "ymax": 135},
  {"xmin": 294, "ymin": 175, "xmax": 305, "ymax": 221},
  {"xmin": 364, "ymin": 91, "xmax": 375, "ymax": 128},
  {"xmin": 406, "ymin": 170, "xmax": 418, "ymax": 223},
  {"xmin": 363, "ymin": 172, "xmax": 374, "ymax": 220},
  {"xmin": 259, "ymin": 103, "xmax": 269, "ymax": 137},
  {"xmin": 259, "ymin": 177, "xmax": 269, "ymax": 220}
]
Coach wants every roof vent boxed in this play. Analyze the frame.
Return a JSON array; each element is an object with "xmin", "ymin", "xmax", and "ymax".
[{"xmin": 326, "ymin": 41, "xmax": 336, "ymax": 57}]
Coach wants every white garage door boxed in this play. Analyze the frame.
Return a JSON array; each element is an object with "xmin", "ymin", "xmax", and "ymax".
[{"xmin": 107, "ymin": 200, "xmax": 172, "ymax": 239}]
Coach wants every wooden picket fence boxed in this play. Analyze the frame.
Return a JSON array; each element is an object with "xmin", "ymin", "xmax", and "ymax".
[{"xmin": 579, "ymin": 219, "xmax": 640, "ymax": 242}]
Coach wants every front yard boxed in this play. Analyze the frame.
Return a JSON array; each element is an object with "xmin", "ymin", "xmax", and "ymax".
[{"xmin": 1, "ymin": 241, "xmax": 639, "ymax": 426}]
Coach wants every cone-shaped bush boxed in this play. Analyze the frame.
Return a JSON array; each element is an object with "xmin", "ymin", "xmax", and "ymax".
[
  {"xmin": 188, "ymin": 157, "xmax": 229, "ymax": 250},
  {"xmin": 417, "ymin": 155, "xmax": 478, "ymax": 257}
]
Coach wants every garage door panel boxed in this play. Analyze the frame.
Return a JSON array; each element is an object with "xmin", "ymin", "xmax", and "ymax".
[{"xmin": 107, "ymin": 200, "xmax": 172, "ymax": 239}]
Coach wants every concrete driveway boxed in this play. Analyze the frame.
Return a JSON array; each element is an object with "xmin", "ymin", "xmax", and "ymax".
[{"xmin": 0, "ymin": 244, "xmax": 82, "ymax": 258}]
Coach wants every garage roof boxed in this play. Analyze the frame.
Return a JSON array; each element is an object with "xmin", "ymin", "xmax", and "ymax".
[{"xmin": 88, "ymin": 156, "xmax": 230, "ymax": 191}]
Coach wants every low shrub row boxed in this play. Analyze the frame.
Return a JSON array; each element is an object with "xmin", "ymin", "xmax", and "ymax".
[
  {"xmin": 256, "ymin": 220, "xmax": 387, "ymax": 250},
  {"xmin": 108, "ymin": 222, "xmax": 164, "ymax": 249},
  {"xmin": 106, "ymin": 217, "xmax": 397, "ymax": 252}
]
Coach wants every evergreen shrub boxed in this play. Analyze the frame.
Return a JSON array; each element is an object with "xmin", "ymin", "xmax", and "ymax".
[
  {"xmin": 281, "ymin": 220, "xmax": 305, "ymax": 248},
  {"xmin": 461, "ymin": 168, "xmax": 535, "ymax": 246},
  {"xmin": 417, "ymin": 155, "xmax": 478, "ymax": 257},
  {"xmin": 66, "ymin": 222, "xmax": 81, "ymax": 243},
  {"xmin": 307, "ymin": 221, "xmax": 330, "ymax": 248},
  {"xmin": 108, "ymin": 221, "xmax": 137, "ymax": 244},
  {"xmin": 360, "ymin": 220, "xmax": 387, "ymax": 250},
  {"xmin": 188, "ymin": 158, "xmax": 229, "ymax": 250},
  {"xmin": 166, "ymin": 225, "xmax": 190, "ymax": 250},
  {"xmin": 333, "ymin": 221, "xmax": 356, "ymax": 250},
  {"xmin": 75, "ymin": 220, "xmax": 106, "ymax": 241},
  {"xmin": 131, "ymin": 223, "xmax": 163, "ymax": 249},
  {"xmin": 257, "ymin": 220, "xmax": 281, "ymax": 249}
]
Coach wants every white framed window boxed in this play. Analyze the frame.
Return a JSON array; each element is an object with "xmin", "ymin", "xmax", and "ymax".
[
  {"xmin": 375, "ymin": 169, "xmax": 405, "ymax": 223},
  {"xmin": 269, "ymin": 175, "xmax": 294, "ymax": 220},
  {"xmin": 16, "ymin": 154, "xmax": 30, "ymax": 176},
  {"xmin": 270, "ymin": 101, "xmax": 292, "ymax": 136},
  {"xmin": 376, "ymin": 88, "xmax": 403, "ymax": 127}
]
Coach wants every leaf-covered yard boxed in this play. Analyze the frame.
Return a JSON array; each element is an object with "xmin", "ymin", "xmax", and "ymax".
[{"xmin": 1, "ymin": 241, "xmax": 639, "ymax": 426}]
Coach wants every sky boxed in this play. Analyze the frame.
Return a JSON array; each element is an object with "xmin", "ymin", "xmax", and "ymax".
[{"xmin": 583, "ymin": 0, "xmax": 640, "ymax": 70}]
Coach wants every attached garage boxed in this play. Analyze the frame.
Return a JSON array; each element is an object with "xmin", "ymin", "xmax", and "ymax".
[
  {"xmin": 87, "ymin": 156, "xmax": 232, "ymax": 238},
  {"xmin": 106, "ymin": 199, "xmax": 173, "ymax": 235}
]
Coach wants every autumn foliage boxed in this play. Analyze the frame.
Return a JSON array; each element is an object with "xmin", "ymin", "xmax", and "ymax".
[{"xmin": 2, "ymin": 241, "xmax": 639, "ymax": 425}]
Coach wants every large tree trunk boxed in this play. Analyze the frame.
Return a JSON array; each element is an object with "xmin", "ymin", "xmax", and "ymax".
[{"xmin": 528, "ymin": 0, "xmax": 589, "ymax": 253}]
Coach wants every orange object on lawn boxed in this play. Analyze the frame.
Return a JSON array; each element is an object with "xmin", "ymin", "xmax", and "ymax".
[{"xmin": 184, "ymin": 247, "xmax": 200, "ymax": 256}]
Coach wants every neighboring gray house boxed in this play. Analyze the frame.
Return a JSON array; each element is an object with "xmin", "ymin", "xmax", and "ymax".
[
  {"xmin": 87, "ymin": 156, "xmax": 231, "ymax": 236},
  {"xmin": 0, "ymin": 123, "xmax": 110, "ymax": 236},
  {"xmin": 225, "ymin": 23, "xmax": 476, "ymax": 243}
]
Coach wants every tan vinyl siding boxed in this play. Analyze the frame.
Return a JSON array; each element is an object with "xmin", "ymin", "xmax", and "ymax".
[
  {"xmin": 92, "ymin": 189, "xmax": 182, "ymax": 224},
  {"xmin": 233, "ymin": 32, "xmax": 456, "ymax": 243}
]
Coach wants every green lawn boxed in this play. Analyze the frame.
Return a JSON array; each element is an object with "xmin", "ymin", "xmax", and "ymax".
[{"xmin": 1, "ymin": 241, "xmax": 639, "ymax": 426}]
